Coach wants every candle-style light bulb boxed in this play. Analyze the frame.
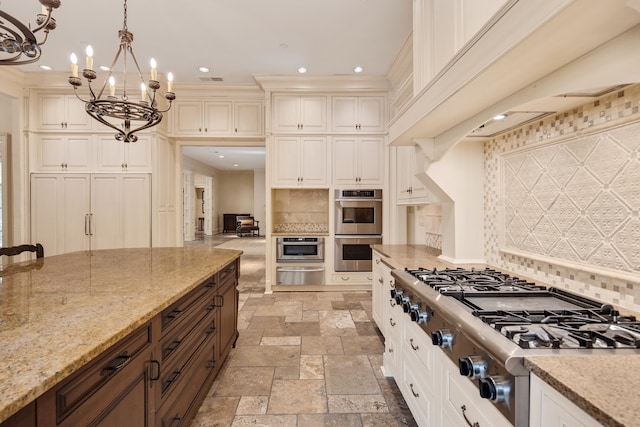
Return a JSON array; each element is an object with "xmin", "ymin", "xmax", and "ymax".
[
  {"xmin": 109, "ymin": 76, "xmax": 116, "ymax": 97},
  {"xmin": 70, "ymin": 53, "xmax": 78, "ymax": 77},
  {"xmin": 150, "ymin": 58, "xmax": 157, "ymax": 81},
  {"xmin": 85, "ymin": 45, "xmax": 94, "ymax": 70},
  {"xmin": 41, "ymin": 5, "xmax": 48, "ymax": 15},
  {"xmin": 167, "ymin": 72, "xmax": 174, "ymax": 92},
  {"xmin": 141, "ymin": 83, "xmax": 147, "ymax": 102}
]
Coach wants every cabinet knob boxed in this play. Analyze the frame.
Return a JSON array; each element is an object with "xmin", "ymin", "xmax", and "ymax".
[
  {"xmin": 205, "ymin": 128, "xmax": 207, "ymax": 132},
  {"xmin": 235, "ymin": 128, "xmax": 238, "ymax": 133},
  {"xmin": 199, "ymin": 128, "xmax": 202, "ymax": 132}
]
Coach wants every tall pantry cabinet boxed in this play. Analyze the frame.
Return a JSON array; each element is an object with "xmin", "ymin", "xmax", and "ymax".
[{"xmin": 27, "ymin": 89, "xmax": 174, "ymax": 255}]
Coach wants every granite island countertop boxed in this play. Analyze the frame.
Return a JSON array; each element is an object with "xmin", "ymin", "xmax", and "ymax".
[
  {"xmin": 372, "ymin": 244, "xmax": 640, "ymax": 427},
  {"xmin": 0, "ymin": 247, "xmax": 242, "ymax": 423}
]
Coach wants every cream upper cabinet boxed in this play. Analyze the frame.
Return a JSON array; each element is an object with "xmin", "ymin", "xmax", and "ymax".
[
  {"xmin": 272, "ymin": 95, "xmax": 327, "ymax": 133},
  {"xmin": 332, "ymin": 136, "xmax": 383, "ymax": 185},
  {"xmin": 234, "ymin": 101, "xmax": 263, "ymax": 136},
  {"xmin": 331, "ymin": 96, "xmax": 386, "ymax": 133},
  {"xmin": 396, "ymin": 145, "xmax": 430, "ymax": 204},
  {"xmin": 35, "ymin": 93, "xmax": 93, "ymax": 131},
  {"xmin": 171, "ymin": 100, "xmax": 263, "ymax": 137},
  {"xmin": 96, "ymin": 135, "xmax": 151, "ymax": 172},
  {"xmin": 272, "ymin": 136, "xmax": 327, "ymax": 187},
  {"xmin": 34, "ymin": 133, "xmax": 93, "ymax": 172}
]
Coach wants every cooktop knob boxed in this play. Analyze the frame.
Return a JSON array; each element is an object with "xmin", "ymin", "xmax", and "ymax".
[
  {"xmin": 479, "ymin": 376, "xmax": 511, "ymax": 403},
  {"xmin": 390, "ymin": 289, "xmax": 399, "ymax": 299},
  {"xmin": 410, "ymin": 309, "xmax": 429, "ymax": 324},
  {"xmin": 396, "ymin": 295, "xmax": 410, "ymax": 305},
  {"xmin": 402, "ymin": 301, "xmax": 418, "ymax": 313},
  {"xmin": 458, "ymin": 356, "xmax": 488, "ymax": 379},
  {"xmin": 431, "ymin": 329, "xmax": 453, "ymax": 350}
]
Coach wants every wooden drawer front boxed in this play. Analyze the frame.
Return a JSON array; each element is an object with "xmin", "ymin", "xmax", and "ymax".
[
  {"xmin": 156, "ymin": 332, "xmax": 216, "ymax": 427},
  {"xmin": 55, "ymin": 323, "xmax": 152, "ymax": 421},
  {"xmin": 218, "ymin": 260, "xmax": 238, "ymax": 286},
  {"xmin": 160, "ymin": 295, "xmax": 215, "ymax": 365},
  {"xmin": 161, "ymin": 278, "xmax": 215, "ymax": 334},
  {"xmin": 160, "ymin": 310, "xmax": 216, "ymax": 399}
]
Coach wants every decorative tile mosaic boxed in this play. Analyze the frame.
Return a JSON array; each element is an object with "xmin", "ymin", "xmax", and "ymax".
[{"xmin": 485, "ymin": 84, "xmax": 640, "ymax": 312}]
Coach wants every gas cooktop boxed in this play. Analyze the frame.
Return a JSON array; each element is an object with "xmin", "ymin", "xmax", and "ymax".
[{"xmin": 405, "ymin": 267, "xmax": 640, "ymax": 350}]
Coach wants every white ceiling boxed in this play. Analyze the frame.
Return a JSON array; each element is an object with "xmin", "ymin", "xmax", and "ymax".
[{"xmin": 9, "ymin": 0, "xmax": 413, "ymax": 84}]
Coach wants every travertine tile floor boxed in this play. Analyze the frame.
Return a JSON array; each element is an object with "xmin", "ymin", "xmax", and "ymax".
[{"xmin": 186, "ymin": 234, "xmax": 416, "ymax": 426}]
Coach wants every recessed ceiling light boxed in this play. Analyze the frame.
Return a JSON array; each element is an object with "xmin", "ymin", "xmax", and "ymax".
[
  {"xmin": 39, "ymin": 65, "xmax": 53, "ymax": 71},
  {"xmin": 353, "ymin": 66, "xmax": 364, "ymax": 73},
  {"xmin": 233, "ymin": 163, "xmax": 239, "ymax": 167},
  {"xmin": 99, "ymin": 65, "xmax": 110, "ymax": 71},
  {"xmin": 218, "ymin": 155, "xmax": 224, "ymax": 158},
  {"xmin": 199, "ymin": 66, "xmax": 210, "ymax": 73},
  {"xmin": 280, "ymin": 43, "xmax": 288, "ymax": 49},
  {"xmin": 297, "ymin": 67, "xmax": 307, "ymax": 74},
  {"xmin": 493, "ymin": 114, "xmax": 507, "ymax": 120}
]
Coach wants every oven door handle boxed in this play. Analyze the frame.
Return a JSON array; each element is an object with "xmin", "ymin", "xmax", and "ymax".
[
  {"xmin": 276, "ymin": 267, "xmax": 325, "ymax": 272},
  {"xmin": 334, "ymin": 235, "xmax": 382, "ymax": 239}
]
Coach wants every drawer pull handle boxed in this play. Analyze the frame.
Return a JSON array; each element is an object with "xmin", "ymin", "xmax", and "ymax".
[
  {"xmin": 375, "ymin": 258, "xmax": 380, "ymax": 264},
  {"xmin": 168, "ymin": 415, "xmax": 182, "ymax": 427},
  {"xmin": 215, "ymin": 295, "xmax": 224, "ymax": 308},
  {"xmin": 150, "ymin": 360, "xmax": 160, "ymax": 381},
  {"xmin": 378, "ymin": 277, "xmax": 383, "ymax": 284},
  {"xmin": 206, "ymin": 281, "xmax": 216, "ymax": 288},
  {"xmin": 461, "ymin": 405, "xmax": 480, "ymax": 427},
  {"xmin": 206, "ymin": 325, "xmax": 217, "ymax": 335},
  {"xmin": 164, "ymin": 339, "xmax": 182, "ymax": 357},
  {"xmin": 410, "ymin": 383, "xmax": 419, "ymax": 397},
  {"xmin": 389, "ymin": 299, "xmax": 396, "ymax": 307},
  {"xmin": 389, "ymin": 318, "xmax": 396, "ymax": 327},
  {"xmin": 100, "ymin": 353, "xmax": 131, "ymax": 376},
  {"xmin": 410, "ymin": 338, "xmax": 419, "ymax": 351},
  {"xmin": 390, "ymin": 280, "xmax": 395, "ymax": 288},
  {"xmin": 163, "ymin": 370, "xmax": 182, "ymax": 392},
  {"xmin": 166, "ymin": 308, "xmax": 182, "ymax": 320},
  {"xmin": 206, "ymin": 304, "xmax": 215, "ymax": 311},
  {"xmin": 207, "ymin": 359, "xmax": 216, "ymax": 369}
]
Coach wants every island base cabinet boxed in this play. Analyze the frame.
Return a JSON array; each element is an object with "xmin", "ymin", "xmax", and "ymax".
[{"xmin": 36, "ymin": 322, "xmax": 154, "ymax": 427}]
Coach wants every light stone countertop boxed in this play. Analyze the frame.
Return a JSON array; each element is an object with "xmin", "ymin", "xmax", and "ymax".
[
  {"xmin": 371, "ymin": 244, "xmax": 640, "ymax": 427},
  {"xmin": 0, "ymin": 247, "xmax": 242, "ymax": 423}
]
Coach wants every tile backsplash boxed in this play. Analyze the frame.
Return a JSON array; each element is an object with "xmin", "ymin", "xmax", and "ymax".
[
  {"xmin": 272, "ymin": 189, "xmax": 329, "ymax": 233},
  {"xmin": 485, "ymin": 84, "xmax": 640, "ymax": 312}
]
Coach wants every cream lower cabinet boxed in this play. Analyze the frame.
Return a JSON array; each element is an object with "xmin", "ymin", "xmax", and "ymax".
[
  {"xmin": 529, "ymin": 373, "xmax": 602, "ymax": 427},
  {"xmin": 31, "ymin": 173, "xmax": 151, "ymax": 256},
  {"xmin": 372, "ymin": 250, "xmax": 393, "ymax": 335},
  {"xmin": 272, "ymin": 136, "xmax": 327, "ymax": 187},
  {"xmin": 332, "ymin": 136, "xmax": 383, "ymax": 185}
]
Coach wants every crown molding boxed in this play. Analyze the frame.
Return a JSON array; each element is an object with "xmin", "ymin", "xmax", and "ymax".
[{"xmin": 253, "ymin": 74, "xmax": 390, "ymax": 92}]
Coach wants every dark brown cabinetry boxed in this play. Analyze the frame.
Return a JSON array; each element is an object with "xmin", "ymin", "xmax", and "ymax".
[
  {"xmin": 223, "ymin": 213, "xmax": 249, "ymax": 233},
  {"xmin": 6, "ymin": 258, "xmax": 240, "ymax": 427},
  {"xmin": 37, "ymin": 322, "xmax": 154, "ymax": 427}
]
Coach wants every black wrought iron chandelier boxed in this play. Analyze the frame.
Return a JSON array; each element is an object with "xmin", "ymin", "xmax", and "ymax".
[
  {"xmin": 0, "ymin": 0, "xmax": 60, "ymax": 65},
  {"xmin": 68, "ymin": 0, "xmax": 175, "ymax": 143}
]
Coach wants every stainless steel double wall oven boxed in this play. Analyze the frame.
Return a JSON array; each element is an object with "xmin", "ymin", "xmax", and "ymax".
[{"xmin": 334, "ymin": 189, "xmax": 382, "ymax": 272}]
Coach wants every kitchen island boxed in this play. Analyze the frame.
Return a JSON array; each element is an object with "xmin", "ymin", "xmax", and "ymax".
[
  {"xmin": 0, "ymin": 247, "xmax": 242, "ymax": 425},
  {"xmin": 372, "ymin": 244, "xmax": 640, "ymax": 427}
]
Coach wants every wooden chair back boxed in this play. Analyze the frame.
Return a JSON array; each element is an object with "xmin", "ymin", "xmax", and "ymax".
[{"xmin": 0, "ymin": 243, "xmax": 45, "ymax": 259}]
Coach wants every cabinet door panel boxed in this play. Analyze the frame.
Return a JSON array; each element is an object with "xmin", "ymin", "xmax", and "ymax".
[
  {"xmin": 38, "ymin": 95, "xmax": 65, "ymax": 129},
  {"xmin": 121, "ymin": 175, "xmax": 151, "ymax": 248},
  {"xmin": 38, "ymin": 135, "xmax": 66, "ymax": 170},
  {"xmin": 60, "ymin": 175, "xmax": 91, "ymax": 254},
  {"xmin": 332, "ymin": 137, "xmax": 358, "ymax": 183},
  {"xmin": 125, "ymin": 137, "xmax": 151, "ymax": 171},
  {"xmin": 358, "ymin": 97, "xmax": 385, "ymax": 132},
  {"xmin": 64, "ymin": 96, "xmax": 92, "ymax": 129},
  {"xmin": 173, "ymin": 102, "xmax": 203, "ymax": 135},
  {"xmin": 272, "ymin": 96, "xmax": 300, "ymax": 132},
  {"xmin": 272, "ymin": 137, "xmax": 302, "ymax": 185},
  {"xmin": 96, "ymin": 137, "xmax": 126, "ymax": 171},
  {"xmin": 234, "ymin": 101, "xmax": 263, "ymax": 136},
  {"xmin": 204, "ymin": 102, "xmax": 233, "ymax": 135},
  {"xmin": 91, "ymin": 175, "xmax": 122, "ymax": 250},
  {"xmin": 300, "ymin": 97, "xmax": 327, "ymax": 132},
  {"xmin": 358, "ymin": 137, "xmax": 383, "ymax": 184},
  {"xmin": 299, "ymin": 137, "xmax": 327, "ymax": 185},
  {"xmin": 332, "ymin": 97, "xmax": 358, "ymax": 132}
]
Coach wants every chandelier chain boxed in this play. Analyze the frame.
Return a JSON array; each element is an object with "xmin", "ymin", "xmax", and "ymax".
[{"xmin": 123, "ymin": 0, "xmax": 128, "ymax": 31}]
